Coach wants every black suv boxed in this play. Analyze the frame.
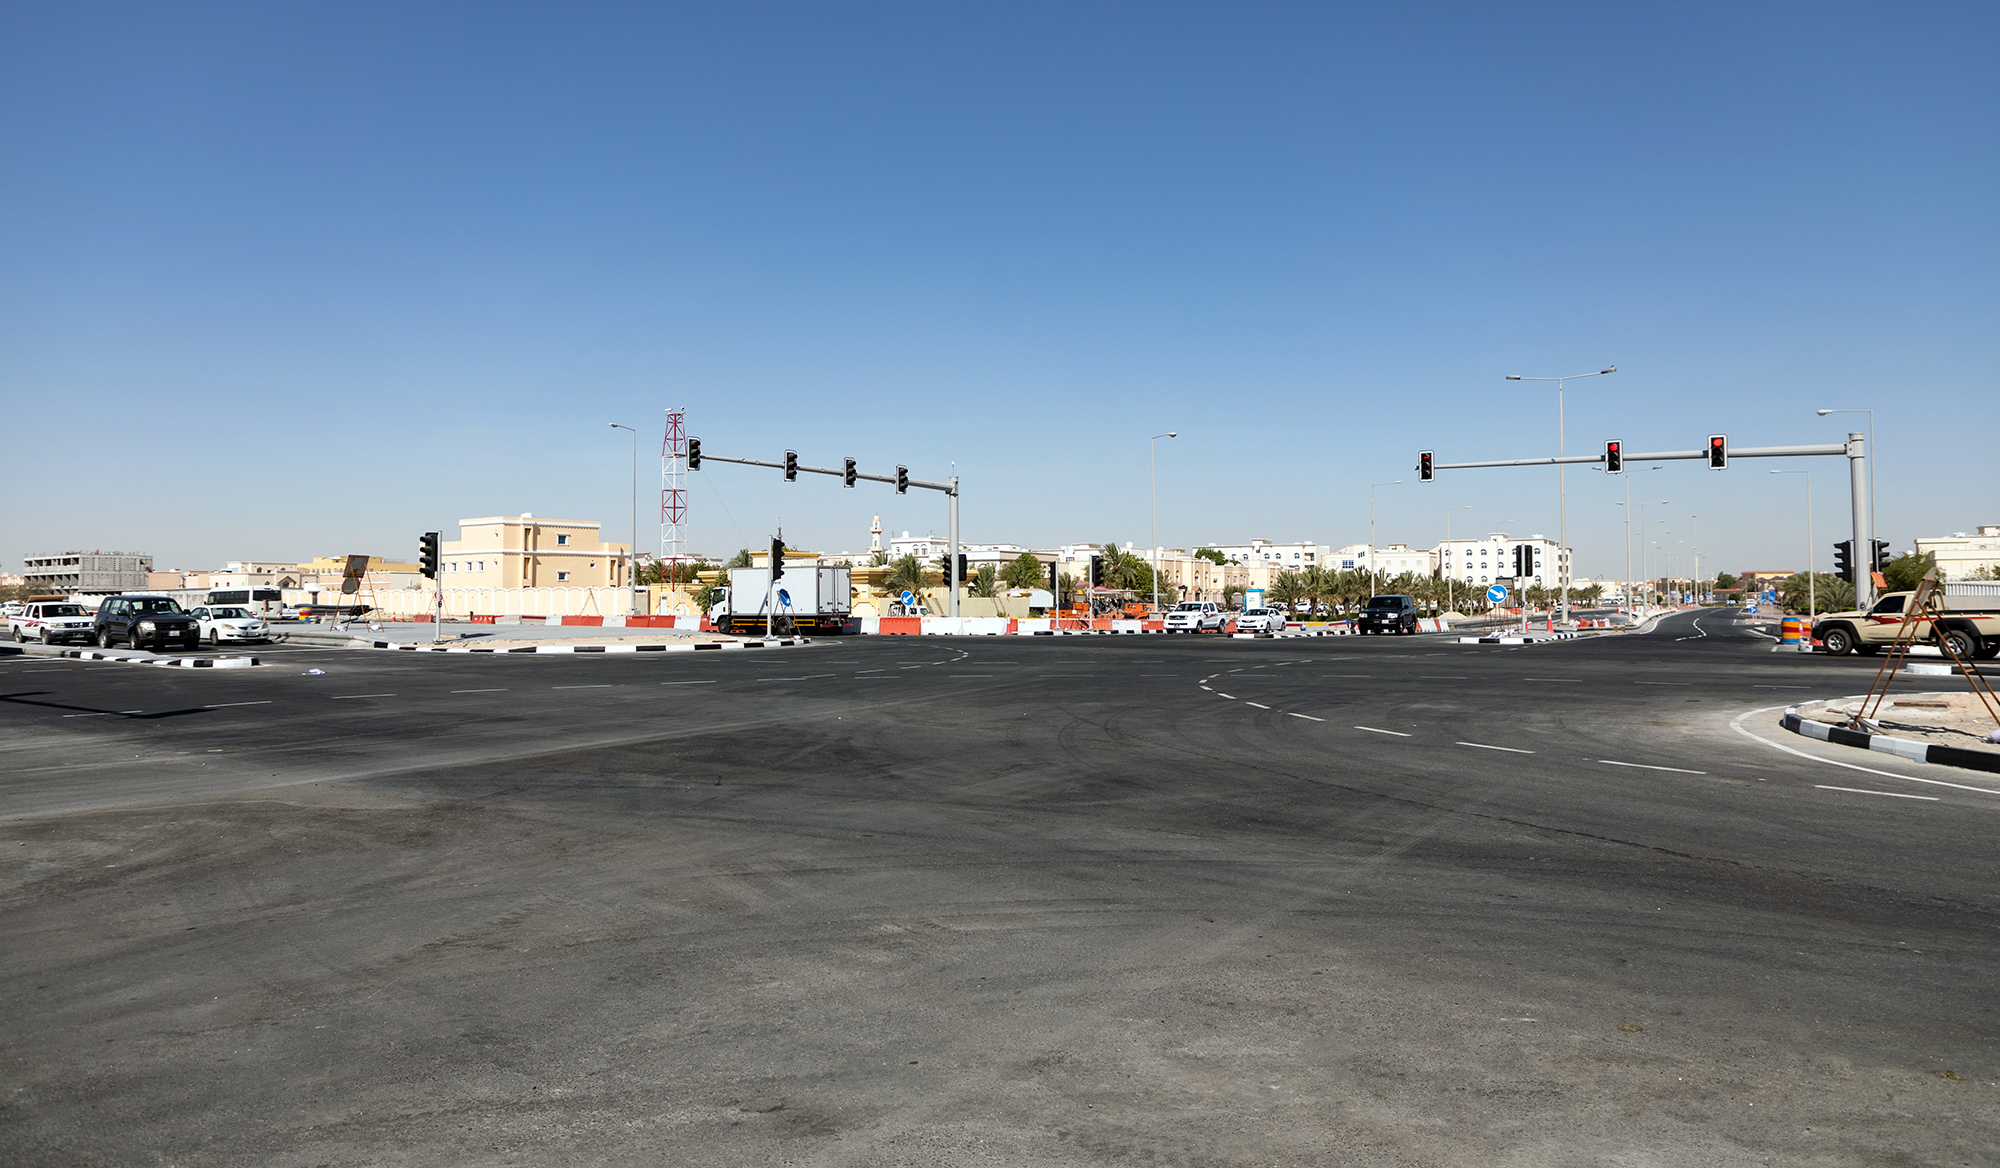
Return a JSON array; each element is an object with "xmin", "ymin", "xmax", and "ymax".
[
  {"xmin": 93, "ymin": 594, "xmax": 200, "ymax": 651},
  {"xmin": 1357, "ymin": 594, "xmax": 1420, "ymax": 635}
]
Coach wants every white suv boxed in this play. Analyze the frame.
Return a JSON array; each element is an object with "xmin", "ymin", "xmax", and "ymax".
[{"xmin": 1164, "ymin": 601, "xmax": 1227, "ymax": 633}]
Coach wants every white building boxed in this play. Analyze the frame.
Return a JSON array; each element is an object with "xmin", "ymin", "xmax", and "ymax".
[
  {"xmin": 1332, "ymin": 543, "xmax": 1437, "ymax": 579},
  {"xmin": 1915, "ymin": 525, "xmax": 2000, "ymax": 580},
  {"xmin": 1195, "ymin": 539, "xmax": 1329, "ymax": 572},
  {"xmin": 1434, "ymin": 533, "xmax": 1570, "ymax": 590}
]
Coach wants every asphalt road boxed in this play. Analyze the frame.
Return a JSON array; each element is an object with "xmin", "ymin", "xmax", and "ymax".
[{"xmin": 2, "ymin": 612, "xmax": 1995, "ymax": 1166}]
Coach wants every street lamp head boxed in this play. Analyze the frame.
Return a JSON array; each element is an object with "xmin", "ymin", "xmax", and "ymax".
[
  {"xmin": 1505, "ymin": 375, "xmax": 1522, "ymax": 381},
  {"xmin": 1167, "ymin": 431, "xmax": 1177, "ymax": 438},
  {"xmin": 1601, "ymin": 367, "xmax": 1616, "ymax": 375}
]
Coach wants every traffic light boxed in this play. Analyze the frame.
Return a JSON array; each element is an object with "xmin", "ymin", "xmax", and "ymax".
[
  {"xmin": 687, "ymin": 437, "xmax": 701, "ymax": 470},
  {"xmin": 1833, "ymin": 539, "xmax": 1854, "ymax": 584},
  {"xmin": 419, "ymin": 532, "xmax": 439, "ymax": 579},
  {"xmin": 1871, "ymin": 539, "xmax": 1890, "ymax": 573},
  {"xmin": 1418, "ymin": 450, "xmax": 1434, "ymax": 482},
  {"xmin": 843, "ymin": 457, "xmax": 857, "ymax": 487},
  {"xmin": 1604, "ymin": 439, "xmax": 1622, "ymax": 473},
  {"xmin": 1707, "ymin": 434, "xmax": 1727, "ymax": 469},
  {"xmin": 1089, "ymin": 556, "xmax": 1104, "ymax": 587},
  {"xmin": 1514, "ymin": 545, "xmax": 1531, "ymax": 578},
  {"xmin": 770, "ymin": 537, "xmax": 786, "ymax": 582},
  {"xmin": 895, "ymin": 465, "xmax": 908, "ymax": 494},
  {"xmin": 783, "ymin": 450, "xmax": 798, "ymax": 482},
  {"xmin": 955, "ymin": 553, "xmax": 968, "ymax": 584},
  {"xmin": 1048, "ymin": 560, "xmax": 1060, "ymax": 595}
]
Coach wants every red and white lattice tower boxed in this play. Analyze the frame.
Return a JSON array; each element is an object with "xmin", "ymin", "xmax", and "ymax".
[{"xmin": 660, "ymin": 408, "xmax": 689, "ymax": 583}]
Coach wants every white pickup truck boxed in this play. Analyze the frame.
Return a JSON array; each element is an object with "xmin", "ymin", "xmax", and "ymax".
[
  {"xmin": 9, "ymin": 601, "xmax": 97, "ymax": 645},
  {"xmin": 1163, "ymin": 601, "xmax": 1227, "ymax": 633}
]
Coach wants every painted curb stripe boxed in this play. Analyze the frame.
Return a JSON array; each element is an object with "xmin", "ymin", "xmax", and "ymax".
[{"xmin": 1782, "ymin": 708, "xmax": 2000, "ymax": 775}]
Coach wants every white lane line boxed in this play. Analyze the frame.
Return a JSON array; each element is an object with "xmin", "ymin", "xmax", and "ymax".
[
  {"xmin": 1215, "ymin": 692, "xmax": 1235, "ymax": 699},
  {"xmin": 1458, "ymin": 741, "xmax": 1536, "ymax": 754},
  {"xmin": 1286, "ymin": 712, "xmax": 1325, "ymax": 722},
  {"xmin": 1815, "ymin": 785, "xmax": 1939, "ymax": 801},
  {"xmin": 660, "ymin": 680, "xmax": 717, "ymax": 685},
  {"xmin": 1728, "ymin": 704, "xmax": 2000, "ymax": 796},
  {"xmin": 1422, "ymin": 675, "xmax": 1468, "ymax": 680},
  {"xmin": 553, "ymin": 684, "xmax": 615, "ymax": 689},
  {"xmin": 1636, "ymin": 682, "xmax": 1691, "ymax": 686},
  {"xmin": 1355, "ymin": 726, "xmax": 1411, "ymax": 737},
  {"xmin": 332, "ymin": 694, "xmax": 396, "ymax": 699},
  {"xmin": 61, "ymin": 713, "xmax": 115, "ymax": 718},
  {"xmin": 1601, "ymin": 760, "xmax": 1707, "ymax": 774},
  {"xmin": 1244, "ymin": 701, "xmax": 1271, "ymax": 709},
  {"xmin": 204, "ymin": 701, "xmax": 273, "ymax": 708},
  {"xmin": 451, "ymin": 689, "xmax": 509, "ymax": 693},
  {"xmin": 1523, "ymin": 678, "xmax": 1580, "ymax": 682},
  {"xmin": 950, "ymin": 674, "xmax": 993, "ymax": 678}
]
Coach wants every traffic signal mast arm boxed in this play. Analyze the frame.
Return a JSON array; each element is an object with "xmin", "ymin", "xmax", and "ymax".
[
  {"xmin": 1429, "ymin": 441, "xmax": 1846, "ymax": 471},
  {"xmin": 688, "ymin": 449, "xmax": 958, "ymax": 496}
]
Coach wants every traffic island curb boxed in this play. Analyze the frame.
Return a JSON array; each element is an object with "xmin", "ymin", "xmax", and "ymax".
[
  {"xmin": 1457, "ymin": 631, "xmax": 1584, "ymax": 645},
  {"xmin": 361, "ymin": 637, "xmax": 812, "ymax": 654},
  {"xmin": 54, "ymin": 649, "xmax": 261, "ymax": 669},
  {"xmin": 1782, "ymin": 704, "xmax": 2000, "ymax": 775}
]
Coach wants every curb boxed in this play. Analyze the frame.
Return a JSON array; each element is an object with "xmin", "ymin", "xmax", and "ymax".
[
  {"xmin": 1781, "ymin": 704, "xmax": 2000, "ymax": 775},
  {"xmin": 1458, "ymin": 632, "xmax": 1584, "ymax": 645},
  {"xmin": 360, "ymin": 637, "xmax": 812, "ymax": 654},
  {"xmin": 54, "ymin": 649, "xmax": 260, "ymax": 669}
]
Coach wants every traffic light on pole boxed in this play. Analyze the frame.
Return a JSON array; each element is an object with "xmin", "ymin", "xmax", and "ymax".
[
  {"xmin": 955, "ymin": 554, "xmax": 968, "ymax": 584},
  {"xmin": 895, "ymin": 465, "xmax": 908, "ymax": 494},
  {"xmin": 1417, "ymin": 451, "xmax": 1434, "ymax": 482},
  {"xmin": 1707, "ymin": 434, "xmax": 1728, "ymax": 469},
  {"xmin": 770, "ymin": 537, "xmax": 786, "ymax": 582},
  {"xmin": 419, "ymin": 532, "xmax": 439, "ymax": 579},
  {"xmin": 1089, "ymin": 556, "xmax": 1104, "ymax": 588},
  {"xmin": 843, "ymin": 458, "xmax": 857, "ymax": 487},
  {"xmin": 1604, "ymin": 440, "xmax": 1622, "ymax": 473},
  {"xmin": 1871, "ymin": 539, "xmax": 1890, "ymax": 573},
  {"xmin": 783, "ymin": 450, "xmax": 798, "ymax": 481},
  {"xmin": 686, "ymin": 437, "xmax": 701, "ymax": 470},
  {"xmin": 1833, "ymin": 540, "xmax": 1854, "ymax": 584}
]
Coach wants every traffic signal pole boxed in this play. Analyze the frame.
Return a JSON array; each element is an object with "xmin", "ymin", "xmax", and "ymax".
[
  {"xmin": 694, "ymin": 448, "xmax": 964, "ymax": 617},
  {"xmin": 1423, "ymin": 434, "xmax": 1868, "ymax": 619}
]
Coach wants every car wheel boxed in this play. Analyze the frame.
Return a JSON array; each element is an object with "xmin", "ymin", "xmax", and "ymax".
[
  {"xmin": 1820, "ymin": 626, "xmax": 1853, "ymax": 656},
  {"xmin": 128, "ymin": 631, "xmax": 143, "ymax": 651},
  {"xmin": 97, "ymin": 629, "xmax": 113, "ymax": 649},
  {"xmin": 209, "ymin": 629, "xmax": 219, "ymax": 647},
  {"xmin": 40, "ymin": 629, "xmax": 53, "ymax": 645},
  {"xmin": 1941, "ymin": 628, "xmax": 1978, "ymax": 660}
]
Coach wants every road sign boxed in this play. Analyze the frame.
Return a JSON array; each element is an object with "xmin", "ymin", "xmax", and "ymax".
[
  {"xmin": 900, "ymin": 590, "xmax": 915, "ymax": 606},
  {"xmin": 777, "ymin": 588, "xmax": 792, "ymax": 608},
  {"xmin": 1746, "ymin": 604, "xmax": 1759, "ymax": 615},
  {"xmin": 1486, "ymin": 584, "xmax": 1507, "ymax": 604}
]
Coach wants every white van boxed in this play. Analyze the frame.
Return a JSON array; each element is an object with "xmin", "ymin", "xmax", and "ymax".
[{"xmin": 202, "ymin": 587, "xmax": 285, "ymax": 618}]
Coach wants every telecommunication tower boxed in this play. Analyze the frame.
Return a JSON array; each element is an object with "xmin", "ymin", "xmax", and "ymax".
[{"xmin": 660, "ymin": 408, "xmax": 689, "ymax": 582}]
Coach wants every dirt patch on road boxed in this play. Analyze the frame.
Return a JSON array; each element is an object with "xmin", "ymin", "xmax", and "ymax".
[{"xmin": 1797, "ymin": 692, "xmax": 2000, "ymax": 753}]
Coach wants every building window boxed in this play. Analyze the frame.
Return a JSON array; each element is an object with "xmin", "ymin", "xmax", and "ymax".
[
  {"xmin": 556, "ymin": 571, "xmax": 570, "ymax": 582},
  {"xmin": 556, "ymin": 534, "xmax": 570, "ymax": 546},
  {"xmin": 477, "ymin": 562, "xmax": 484, "ymax": 572}
]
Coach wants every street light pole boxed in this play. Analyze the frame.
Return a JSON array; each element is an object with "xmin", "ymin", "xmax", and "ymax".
[
  {"xmin": 609, "ymin": 423, "xmax": 639, "ymax": 615},
  {"xmin": 1369, "ymin": 480, "xmax": 1401, "ymax": 598},
  {"xmin": 1771, "ymin": 469, "xmax": 1814, "ymax": 627},
  {"xmin": 1506, "ymin": 366, "xmax": 1615, "ymax": 625},
  {"xmin": 1150, "ymin": 431, "xmax": 1177, "ymax": 612},
  {"xmin": 1444, "ymin": 504, "xmax": 1472, "ymax": 615},
  {"xmin": 1816, "ymin": 408, "xmax": 1874, "ymax": 592}
]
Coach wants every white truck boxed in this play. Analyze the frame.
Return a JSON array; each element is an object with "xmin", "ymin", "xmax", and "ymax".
[
  {"xmin": 10, "ymin": 600, "xmax": 97, "ymax": 645},
  {"xmin": 1812, "ymin": 580, "xmax": 2000, "ymax": 659},
  {"xmin": 715, "ymin": 565, "xmax": 853, "ymax": 636},
  {"xmin": 1163, "ymin": 600, "xmax": 1228, "ymax": 633}
]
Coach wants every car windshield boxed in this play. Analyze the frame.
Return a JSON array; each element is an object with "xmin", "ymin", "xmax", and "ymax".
[
  {"xmin": 134, "ymin": 598, "xmax": 184, "ymax": 614},
  {"xmin": 211, "ymin": 607, "xmax": 253, "ymax": 619},
  {"xmin": 43, "ymin": 604, "xmax": 85, "ymax": 616},
  {"xmin": 1871, "ymin": 595, "xmax": 1905, "ymax": 615},
  {"xmin": 1364, "ymin": 599, "xmax": 1398, "ymax": 609},
  {"xmin": 1245, "ymin": 608, "xmax": 1270, "ymax": 616},
  {"xmin": 1174, "ymin": 603, "xmax": 1204, "ymax": 611}
]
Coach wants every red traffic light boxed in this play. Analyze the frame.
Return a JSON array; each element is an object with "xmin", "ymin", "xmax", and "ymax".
[
  {"xmin": 1417, "ymin": 450, "xmax": 1434, "ymax": 482},
  {"xmin": 1706, "ymin": 434, "xmax": 1727, "ymax": 469},
  {"xmin": 1604, "ymin": 440, "xmax": 1622, "ymax": 473}
]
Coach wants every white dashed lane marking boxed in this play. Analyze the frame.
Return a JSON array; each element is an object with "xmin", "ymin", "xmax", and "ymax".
[
  {"xmin": 1815, "ymin": 785, "xmax": 1938, "ymax": 801},
  {"xmin": 1457, "ymin": 741, "xmax": 1535, "ymax": 754},
  {"xmin": 1355, "ymin": 726, "xmax": 1411, "ymax": 737},
  {"xmin": 1601, "ymin": 760, "xmax": 1707, "ymax": 774}
]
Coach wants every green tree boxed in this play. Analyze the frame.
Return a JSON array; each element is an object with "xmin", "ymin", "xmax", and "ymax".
[
  {"xmin": 867, "ymin": 549, "xmax": 891, "ymax": 567},
  {"xmin": 1266, "ymin": 572, "xmax": 1308, "ymax": 612},
  {"xmin": 1000, "ymin": 552, "xmax": 1046, "ymax": 590},
  {"xmin": 1057, "ymin": 571, "xmax": 1085, "ymax": 608},
  {"xmin": 1714, "ymin": 572, "xmax": 1738, "ymax": 590},
  {"xmin": 1194, "ymin": 548, "xmax": 1228, "ymax": 566},
  {"xmin": 969, "ymin": 564, "xmax": 1002, "ymax": 599},
  {"xmin": 725, "ymin": 548, "xmax": 753, "ymax": 570},
  {"xmin": 884, "ymin": 554, "xmax": 936, "ymax": 602},
  {"xmin": 1881, "ymin": 551, "xmax": 1939, "ymax": 592}
]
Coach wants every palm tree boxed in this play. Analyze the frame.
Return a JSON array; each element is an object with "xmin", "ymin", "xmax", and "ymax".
[
  {"xmin": 725, "ymin": 548, "xmax": 753, "ymax": 570},
  {"xmin": 867, "ymin": 549, "xmax": 890, "ymax": 567},
  {"xmin": 1266, "ymin": 571, "xmax": 1308, "ymax": 613},
  {"xmin": 884, "ymin": 554, "xmax": 935, "ymax": 602},
  {"xmin": 969, "ymin": 564, "xmax": 1002, "ymax": 599}
]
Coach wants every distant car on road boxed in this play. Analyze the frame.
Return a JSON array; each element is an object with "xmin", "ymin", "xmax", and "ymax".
[
  {"xmin": 190, "ymin": 605, "xmax": 271, "ymax": 646},
  {"xmin": 93, "ymin": 594, "xmax": 201, "ymax": 651},
  {"xmin": 1233, "ymin": 606, "xmax": 1287, "ymax": 633},
  {"xmin": 10, "ymin": 601, "xmax": 96, "ymax": 644},
  {"xmin": 1356, "ymin": 594, "xmax": 1421, "ymax": 635},
  {"xmin": 1164, "ymin": 601, "xmax": 1227, "ymax": 633}
]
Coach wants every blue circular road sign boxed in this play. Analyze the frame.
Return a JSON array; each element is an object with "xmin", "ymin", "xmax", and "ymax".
[
  {"xmin": 900, "ymin": 590, "xmax": 915, "ymax": 605},
  {"xmin": 1486, "ymin": 584, "xmax": 1508, "ymax": 604}
]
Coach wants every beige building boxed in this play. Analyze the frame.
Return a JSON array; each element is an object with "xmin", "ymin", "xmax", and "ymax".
[
  {"xmin": 442, "ymin": 514, "xmax": 630, "ymax": 589},
  {"xmin": 1915, "ymin": 525, "xmax": 2000, "ymax": 580}
]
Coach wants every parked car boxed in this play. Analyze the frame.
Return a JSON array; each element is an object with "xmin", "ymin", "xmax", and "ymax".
[
  {"xmin": 92, "ymin": 594, "xmax": 201, "ymax": 651},
  {"xmin": 10, "ymin": 601, "xmax": 97, "ymax": 644},
  {"xmin": 1, "ymin": 601, "xmax": 25, "ymax": 619},
  {"xmin": 1356, "ymin": 594, "xmax": 1421, "ymax": 635},
  {"xmin": 1234, "ymin": 606, "xmax": 1287, "ymax": 633},
  {"xmin": 190, "ymin": 605, "xmax": 271, "ymax": 646},
  {"xmin": 1164, "ymin": 601, "xmax": 1227, "ymax": 633}
]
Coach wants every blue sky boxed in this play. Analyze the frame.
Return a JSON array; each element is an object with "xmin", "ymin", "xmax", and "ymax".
[{"xmin": 4, "ymin": 3, "xmax": 1994, "ymax": 581}]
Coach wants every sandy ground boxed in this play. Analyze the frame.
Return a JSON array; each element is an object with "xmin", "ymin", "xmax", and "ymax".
[{"xmin": 1798, "ymin": 691, "xmax": 2000, "ymax": 751}]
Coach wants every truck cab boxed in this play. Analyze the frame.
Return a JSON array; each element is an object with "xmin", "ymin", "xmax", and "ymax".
[{"xmin": 1813, "ymin": 587, "xmax": 2000, "ymax": 659}]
